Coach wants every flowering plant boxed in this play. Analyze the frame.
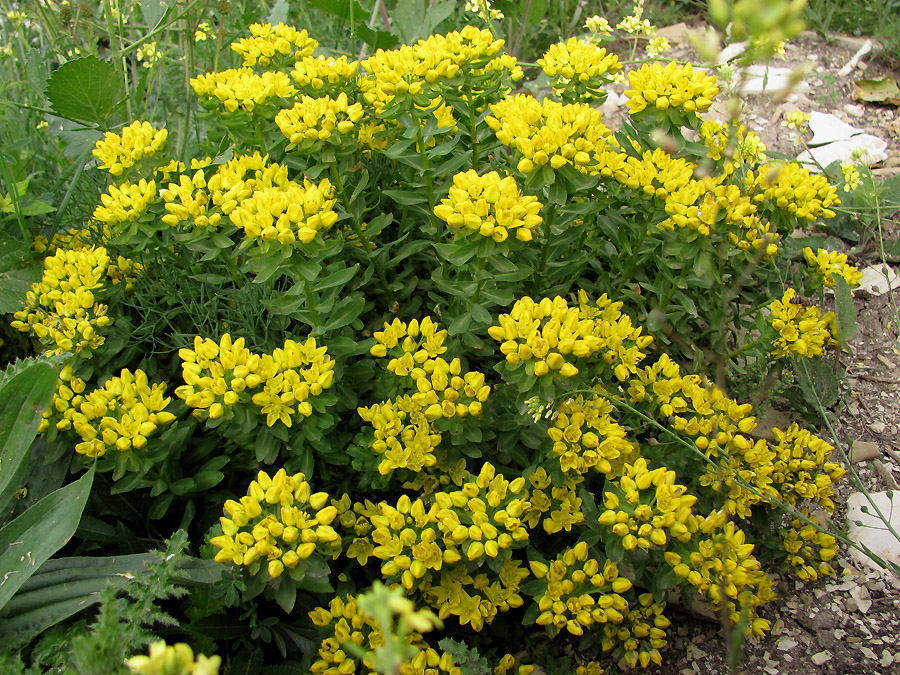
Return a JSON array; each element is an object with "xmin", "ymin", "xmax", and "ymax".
[{"xmin": 7, "ymin": 17, "xmax": 863, "ymax": 673}]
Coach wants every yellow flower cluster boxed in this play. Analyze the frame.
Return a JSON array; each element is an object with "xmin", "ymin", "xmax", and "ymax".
[
  {"xmin": 210, "ymin": 469, "xmax": 339, "ymax": 578},
  {"xmin": 665, "ymin": 510, "xmax": 776, "ymax": 635},
  {"xmin": 92, "ymin": 121, "xmax": 167, "ymax": 177},
  {"xmin": 423, "ymin": 557, "xmax": 528, "ymax": 630},
  {"xmin": 597, "ymin": 458, "xmax": 696, "ymax": 550},
  {"xmin": 361, "ymin": 317, "xmax": 490, "ymax": 473},
  {"xmin": 357, "ymin": 395, "xmax": 443, "ymax": 474},
  {"xmin": 175, "ymin": 333, "xmax": 335, "ymax": 428},
  {"xmin": 290, "ymin": 55, "xmax": 360, "ymax": 97},
  {"xmin": 160, "ymin": 169, "xmax": 219, "ymax": 229},
  {"xmin": 363, "ymin": 464, "xmax": 529, "ymax": 589},
  {"xmin": 486, "ymin": 95, "xmax": 612, "ymax": 174},
  {"xmin": 229, "ymin": 22, "xmax": 317, "ymax": 67},
  {"xmin": 92, "ymin": 178, "xmax": 157, "ymax": 225},
  {"xmin": 308, "ymin": 595, "xmax": 461, "ymax": 675},
  {"xmin": 609, "ymin": 147, "xmax": 696, "ymax": 202},
  {"xmin": 601, "ymin": 593, "xmax": 669, "ymax": 669},
  {"xmin": 546, "ymin": 394, "xmax": 637, "ymax": 475},
  {"xmin": 126, "ymin": 641, "xmax": 220, "ymax": 675},
  {"xmin": 190, "ymin": 68, "xmax": 297, "ymax": 113},
  {"xmin": 699, "ymin": 121, "xmax": 766, "ymax": 165},
  {"xmin": 529, "ymin": 541, "xmax": 632, "ymax": 636},
  {"xmin": 841, "ymin": 161, "xmax": 861, "ymax": 192},
  {"xmin": 624, "ymin": 62, "xmax": 718, "ymax": 117},
  {"xmin": 748, "ymin": 163, "xmax": 840, "ymax": 221},
  {"xmin": 38, "ymin": 364, "xmax": 87, "ymax": 434},
  {"xmin": 229, "ymin": 176, "xmax": 338, "ymax": 245},
  {"xmin": 488, "ymin": 293, "xmax": 653, "ymax": 381},
  {"xmin": 769, "ymin": 289, "xmax": 835, "ymax": 359},
  {"xmin": 63, "ymin": 368, "xmax": 176, "ymax": 458},
  {"xmin": 11, "ymin": 246, "xmax": 112, "ymax": 355},
  {"xmin": 275, "ymin": 92, "xmax": 365, "ymax": 148},
  {"xmin": 419, "ymin": 26, "xmax": 522, "ymax": 96},
  {"xmin": 537, "ymin": 38, "xmax": 621, "ymax": 101},
  {"xmin": 523, "ymin": 468, "xmax": 585, "ymax": 534},
  {"xmin": 769, "ymin": 424, "xmax": 845, "ymax": 511},
  {"xmin": 802, "ymin": 246, "xmax": 863, "ymax": 288},
  {"xmin": 783, "ymin": 509, "xmax": 838, "ymax": 581},
  {"xmin": 433, "ymin": 170, "xmax": 543, "ymax": 242}
]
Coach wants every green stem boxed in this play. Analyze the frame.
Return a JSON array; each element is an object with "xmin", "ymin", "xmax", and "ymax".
[
  {"xmin": 0, "ymin": 151, "xmax": 29, "ymax": 242},
  {"xmin": 615, "ymin": 219, "xmax": 647, "ymax": 294},
  {"xmin": 329, "ymin": 163, "xmax": 394, "ymax": 303},
  {"xmin": 414, "ymin": 122, "xmax": 438, "ymax": 232},
  {"xmin": 464, "ymin": 71, "xmax": 480, "ymax": 167},
  {"xmin": 103, "ymin": 0, "xmax": 132, "ymax": 121},
  {"xmin": 304, "ymin": 279, "xmax": 320, "ymax": 328}
]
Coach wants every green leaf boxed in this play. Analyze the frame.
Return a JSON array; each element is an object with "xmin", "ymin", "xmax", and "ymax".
[
  {"xmin": 45, "ymin": 56, "xmax": 122, "ymax": 126},
  {"xmin": 798, "ymin": 358, "xmax": 840, "ymax": 410},
  {"xmin": 140, "ymin": 0, "xmax": 177, "ymax": 30},
  {"xmin": 833, "ymin": 275, "xmax": 858, "ymax": 346},
  {"xmin": 0, "ymin": 465, "xmax": 95, "ymax": 613},
  {"xmin": 315, "ymin": 264, "xmax": 360, "ymax": 292},
  {"xmin": 0, "ymin": 361, "xmax": 57, "ymax": 511},
  {"xmin": 0, "ymin": 235, "xmax": 40, "ymax": 314},
  {"xmin": 322, "ymin": 294, "xmax": 365, "ymax": 333}
]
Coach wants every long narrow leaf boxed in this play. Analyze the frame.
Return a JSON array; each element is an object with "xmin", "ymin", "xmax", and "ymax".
[{"xmin": 0, "ymin": 465, "xmax": 95, "ymax": 612}]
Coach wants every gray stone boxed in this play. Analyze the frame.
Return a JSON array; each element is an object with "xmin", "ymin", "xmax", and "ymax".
[
  {"xmin": 796, "ymin": 133, "xmax": 889, "ymax": 168},
  {"xmin": 846, "ymin": 490, "xmax": 900, "ymax": 572}
]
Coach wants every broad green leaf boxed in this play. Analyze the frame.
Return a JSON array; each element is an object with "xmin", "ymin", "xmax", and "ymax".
[
  {"xmin": 0, "ymin": 234, "xmax": 40, "ymax": 314},
  {"xmin": 798, "ymin": 358, "xmax": 840, "ymax": 410},
  {"xmin": 0, "ymin": 361, "xmax": 57, "ymax": 511},
  {"xmin": 45, "ymin": 56, "xmax": 121, "ymax": 126},
  {"xmin": 0, "ymin": 465, "xmax": 95, "ymax": 612},
  {"xmin": 266, "ymin": 0, "xmax": 289, "ymax": 24},
  {"xmin": 140, "ymin": 0, "xmax": 177, "ymax": 29}
]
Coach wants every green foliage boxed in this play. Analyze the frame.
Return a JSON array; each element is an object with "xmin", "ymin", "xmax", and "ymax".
[{"xmin": 44, "ymin": 57, "xmax": 122, "ymax": 128}]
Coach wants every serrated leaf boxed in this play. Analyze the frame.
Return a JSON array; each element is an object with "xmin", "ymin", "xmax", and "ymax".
[
  {"xmin": 45, "ymin": 56, "xmax": 121, "ymax": 126},
  {"xmin": 0, "ymin": 234, "xmax": 40, "ymax": 314}
]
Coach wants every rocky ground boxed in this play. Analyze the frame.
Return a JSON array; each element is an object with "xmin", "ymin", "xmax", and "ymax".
[{"xmin": 567, "ymin": 25, "xmax": 900, "ymax": 675}]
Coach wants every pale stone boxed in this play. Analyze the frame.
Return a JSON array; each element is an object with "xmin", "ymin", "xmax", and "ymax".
[
  {"xmin": 812, "ymin": 651, "xmax": 833, "ymax": 665},
  {"xmin": 796, "ymin": 134, "xmax": 889, "ymax": 168},
  {"xmin": 846, "ymin": 490, "xmax": 900, "ymax": 573},
  {"xmin": 851, "ymin": 440, "xmax": 882, "ymax": 463},
  {"xmin": 807, "ymin": 110, "xmax": 865, "ymax": 145},
  {"xmin": 777, "ymin": 637, "xmax": 798, "ymax": 651},
  {"xmin": 737, "ymin": 64, "xmax": 810, "ymax": 96},
  {"xmin": 856, "ymin": 265, "xmax": 900, "ymax": 296},
  {"xmin": 656, "ymin": 22, "xmax": 693, "ymax": 43}
]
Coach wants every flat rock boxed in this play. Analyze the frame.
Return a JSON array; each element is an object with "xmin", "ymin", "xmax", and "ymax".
[
  {"xmin": 807, "ymin": 110, "xmax": 864, "ymax": 145},
  {"xmin": 796, "ymin": 133, "xmax": 888, "ymax": 168},
  {"xmin": 737, "ymin": 65, "xmax": 810, "ymax": 96},
  {"xmin": 812, "ymin": 651, "xmax": 832, "ymax": 665},
  {"xmin": 851, "ymin": 440, "xmax": 882, "ymax": 463},
  {"xmin": 846, "ymin": 490, "xmax": 900, "ymax": 573},
  {"xmin": 856, "ymin": 264, "xmax": 899, "ymax": 296},
  {"xmin": 655, "ymin": 22, "xmax": 693, "ymax": 44}
]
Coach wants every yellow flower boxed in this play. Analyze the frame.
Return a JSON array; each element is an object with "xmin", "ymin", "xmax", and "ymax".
[
  {"xmin": 433, "ymin": 170, "xmax": 543, "ymax": 242},
  {"xmin": 538, "ymin": 38, "xmax": 622, "ymax": 102},
  {"xmin": 92, "ymin": 121, "xmax": 167, "ymax": 177},
  {"xmin": 624, "ymin": 61, "xmax": 718, "ymax": 118},
  {"xmin": 769, "ymin": 289, "xmax": 834, "ymax": 359},
  {"xmin": 190, "ymin": 68, "xmax": 297, "ymax": 113},
  {"xmin": 803, "ymin": 246, "xmax": 862, "ymax": 288},
  {"xmin": 275, "ymin": 92, "xmax": 365, "ymax": 149},
  {"xmin": 126, "ymin": 641, "xmax": 221, "ymax": 675},
  {"xmin": 230, "ymin": 23, "xmax": 317, "ymax": 67}
]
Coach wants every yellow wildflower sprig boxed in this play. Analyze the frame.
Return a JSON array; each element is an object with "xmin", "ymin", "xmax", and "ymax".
[
  {"xmin": 11, "ymin": 246, "xmax": 113, "ymax": 356},
  {"xmin": 92, "ymin": 120, "xmax": 168, "ymax": 178},
  {"xmin": 210, "ymin": 468, "xmax": 340, "ymax": 580},
  {"xmin": 290, "ymin": 55, "xmax": 360, "ymax": 98},
  {"xmin": 538, "ymin": 38, "xmax": 622, "ymax": 103},
  {"xmin": 486, "ymin": 95, "xmax": 612, "ymax": 174},
  {"xmin": 546, "ymin": 393, "xmax": 638, "ymax": 476},
  {"xmin": 126, "ymin": 641, "xmax": 220, "ymax": 675},
  {"xmin": 92, "ymin": 178, "xmax": 157, "ymax": 226},
  {"xmin": 175, "ymin": 333, "xmax": 335, "ymax": 428},
  {"xmin": 748, "ymin": 163, "xmax": 840, "ymax": 225},
  {"xmin": 624, "ymin": 61, "xmax": 718, "ymax": 127},
  {"xmin": 782, "ymin": 508, "xmax": 839, "ymax": 581},
  {"xmin": 802, "ymin": 246, "xmax": 863, "ymax": 289},
  {"xmin": 522, "ymin": 468, "xmax": 586, "ymax": 534},
  {"xmin": 528, "ymin": 541, "xmax": 632, "ymax": 637},
  {"xmin": 597, "ymin": 458, "xmax": 697, "ymax": 551},
  {"xmin": 601, "ymin": 593, "xmax": 670, "ymax": 668},
  {"xmin": 768, "ymin": 424, "xmax": 845, "ymax": 512},
  {"xmin": 190, "ymin": 68, "xmax": 297, "ymax": 114},
  {"xmin": 488, "ymin": 294, "xmax": 653, "ymax": 384},
  {"xmin": 65, "ymin": 368, "xmax": 176, "ymax": 459},
  {"xmin": 664, "ymin": 509, "xmax": 777, "ymax": 636},
  {"xmin": 308, "ymin": 594, "xmax": 461, "ymax": 675},
  {"xmin": 275, "ymin": 93, "xmax": 365, "ymax": 151},
  {"xmin": 769, "ymin": 289, "xmax": 835, "ymax": 359},
  {"xmin": 433, "ymin": 170, "xmax": 543, "ymax": 243},
  {"xmin": 229, "ymin": 22, "xmax": 317, "ymax": 68}
]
